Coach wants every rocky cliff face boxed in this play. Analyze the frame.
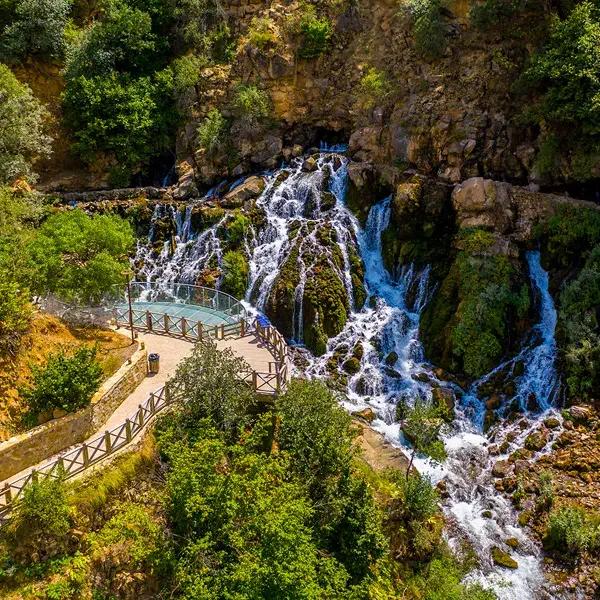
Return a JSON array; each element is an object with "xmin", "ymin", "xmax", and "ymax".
[{"xmin": 175, "ymin": 0, "xmax": 542, "ymax": 193}]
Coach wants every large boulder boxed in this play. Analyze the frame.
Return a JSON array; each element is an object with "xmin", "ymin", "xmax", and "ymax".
[{"xmin": 221, "ymin": 176, "xmax": 266, "ymax": 208}]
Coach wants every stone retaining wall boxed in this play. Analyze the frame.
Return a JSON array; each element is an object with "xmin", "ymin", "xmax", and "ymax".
[{"xmin": 0, "ymin": 346, "xmax": 148, "ymax": 482}]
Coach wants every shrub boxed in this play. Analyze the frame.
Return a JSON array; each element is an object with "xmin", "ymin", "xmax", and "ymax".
[
  {"xmin": 225, "ymin": 212, "xmax": 251, "ymax": 246},
  {"xmin": 358, "ymin": 67, "xmax": 390, "ymax": 109},
  {"xmin": 0, "ymin": 0, "xmax": 70, "ymax": 61},
  {"xmin": 0, "ymin": 65, "xmax": 52, "ymax": 184},
  {"xmin": 22, "ymin": 346, "xmax": 103, "ymax": 417},
  {"xmin": 5, "ymin": 476, "xmax": 71, "ymax": 563},
  {"xmin": 545, "ymin": 506, "xmax": 600, "ymax": 556},
  {"xmin": 247, "ymin": 16, "xmax": 277, "ymax": 48},
  {"xmin": 397, "ymin": 472, "xmax": 439, "ymax": 521},
  {"xmin": 221, "ymin": 250, "xmax": 249, "ymax": 299},
  {"xmin": 62, "ymin": 71, "xmax": 175, "ymax": 175},
  {"xmin": 171, "ymin": 54, "xmax": 206, "ymax": 91},
  {"xmin": 293, "ymin": 5, "xmax": 332, "ymax": 59},
  {"xmin": 175, "ymin": 0, "xmax": 229, "ymax": 54},
  {"xmin": 0, "ymin": 279, "xmax": 31, "ymax": 358},
  {"xmin": 406, "ymin": 0, "xmax": 446, "ymax": 59},
  {"xmin": 28, "ymin": 209, "xmax": 134, "ymax": 304},
  {"xmin": 232, "ymin": 84, "xmax": 270, "ymax": 121},
  {"xmin": 197, "ymin": 108, "xmax": 228, "ymax": 154}
]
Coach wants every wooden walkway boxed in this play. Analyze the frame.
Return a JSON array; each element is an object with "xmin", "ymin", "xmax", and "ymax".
[{"xmin": 0, "ymin": 319, "xmax": 290, "ymax": 522}]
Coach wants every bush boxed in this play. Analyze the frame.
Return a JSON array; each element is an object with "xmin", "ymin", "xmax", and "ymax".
[
  {"xmin": 197, "ymin": 108, "xmax": 228, "ymax": 154},
  {"xmin": 221, "ymin": 250, "xmax": 249, "ymax": 299},
  {"xmin": 247, "ymin": 16, "xmax": 277, "ymax": 48},
  {"xmin": 225, "ymin": 212, "xmax": 251, "ymax": 246},
  {"xmin": 175, "ymin": 0, "xmax": 229, "ymax": 55},
  {"xmin": 397, "ymin": 472, "xmax": 439, "ymax": 522},
  {"xmin": 293, "ymin": 5, "xmax": 332, "ymax": 59},
  {"xmin": 5, "ymin": 476, "xmax": 71, "ymax": 563},
  {"xmin": 22, "ymin": 346, "xmax": 103, "ymax": 417},
  {"xmin": 406, "ymin": 0, "xmax": 446, "ymax": 59},
  {"xmin": 171, "ymin": 54, "xmax": 206, "ymax": 91},
  {"xmin": 0, "ymin": 64, "xmax": 52, "ymax": 184},
  {"xmin": 28, "ymin": 209, "xmax": 134, "ymax": 304},
  {"xmin": 545, "ymin": 506, "xmax": 600, "ymax": 556},
  {"xmin": 0, "ymin": 0, "xmax": 70, "ymax": 61},
  {"xmin": 0, "ymin": 279, "xmax": 32, "ymax": 358},
  {"xmin": 232, "ymin": 84, "xmax": 270, "ymax": 121},
  {"xmin": 62, "ymin": 71, "xmax": 175, "ymax": 175},
  {"xmin": 358, "ymin": 67, "xmax": 390, "ymax": 109}
]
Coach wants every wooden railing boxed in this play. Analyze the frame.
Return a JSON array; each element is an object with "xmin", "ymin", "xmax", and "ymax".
[
  {"xmin": 115, "ymin": 307, "xmax": 290, "ymax": 396},
  {"xmin": 0, "ymin": 381, "xmax": 182, "ymax": 524}
]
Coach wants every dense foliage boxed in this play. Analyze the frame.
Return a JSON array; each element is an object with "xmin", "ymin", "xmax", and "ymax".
[
  {"xmin": 0, "ymin": 280, "xmax": 31, "ymax": 357},
  {"xmin": 28, "ymin": 209, "xmax": 134, "ymax": 304},
  {"xmin": 22, "ymin": 346, "xmax": 103, "ymax": 418},
  {"xmin": 523, "ymin": 0, "xmax": 600, "ymax": 180},
  {"xmin": 0, "ymin": 0, "xmax": 70, "ymax": 61},
  {"xmin": 421, "ymin": 229, "xmax": 530, "ymax": 378},
  {"xmin": 406, "ymin": 0, "xmax": 446, "ymax": 59},
  {"xmin": 544, "ymin": 506, "xmax": 600, "ymax": 557},
  {"xmin": 0, "ymin": 65, "xmax": 51, "ymax": 184}
]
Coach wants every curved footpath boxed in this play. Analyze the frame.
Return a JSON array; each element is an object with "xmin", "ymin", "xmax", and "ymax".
[{"xmin": 0, "ymin": 326, "xmax": 280, "ymax": 514}]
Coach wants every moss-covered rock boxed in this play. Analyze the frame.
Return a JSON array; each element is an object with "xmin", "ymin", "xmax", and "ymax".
[
  {"xmin": 490, "ymin": 547, "xmax": 518, "ymax": 569},
  {"xmin": 420, "ymin": 228, "xmax": 532, "ymax": 378}
]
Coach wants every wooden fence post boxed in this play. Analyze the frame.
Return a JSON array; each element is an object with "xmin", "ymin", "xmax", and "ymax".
[
  {"xmin": 149, "ymin": 392, "xmax": 155, "ymax": 413},
  {"xmin": 164, "ymin": 384, "xmax": 171, "ymax": 404},
  {"xmin": 240, "ymin": 319, "xmax": 245, "ymax": 337},
  {"xmin": 198, "ymin": 322, "xmax": 203, "ymax": 341},
  {"xmin": 104, "ymin": 431, "xmax": 112, "ymax": 453},
  {"xmin": 146, "ymin": 310, "xmax": 152, "ymax": 331},
  {"xmin": 252, "ymin": 371, "xmax": 258, "ymax": 391},
  {"xmin": 164, "ymin": 313, "xmax": 169, "ymax": 333},
  {"xmin": 31, "ymin": 469, "xmax": 38, "ymax": 483},
  {"xmin": 3, "ymin": 483, "xmax": 11, "ymax": 503},
  {"xmin": 57, "ymin": 457, "xmax": 65, "ymax": 475},
  {"xmin": 182, "ymin": 317, "xmax": 187, "ymax": 337},
  {"xmin": 125, "ymin": 419, "xmax": 132, "ymax": 442},
  {"xmin": 138, "ymin": 405, "xmax": 144, "ymax": 427},
  {"xmin": 220, "ymin": 324, "xmax": 225, "ymax": 339},
  {"xmin": 82, "ymin": 444, "xmax": 89, "ymax": 467}
]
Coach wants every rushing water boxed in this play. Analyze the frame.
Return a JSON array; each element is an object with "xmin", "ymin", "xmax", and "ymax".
[{"xmin": 135, "ymin": 151, "xmax": 564, "ymax": 598}]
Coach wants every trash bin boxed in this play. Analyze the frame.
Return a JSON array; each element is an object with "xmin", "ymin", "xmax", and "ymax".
[{"xmin": 148, "ymin": 353, "xmax": 160, "ymax": 374}]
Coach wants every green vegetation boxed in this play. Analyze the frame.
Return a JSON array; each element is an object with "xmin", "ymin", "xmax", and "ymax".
[
  {"xmin": 247, "ymin": 16, "xmax": 277, "ymax": 48},
  {"xmin": 537, "ymin": 206, "xmax": 600, "ymax": 398},
  {"xmin": 357, "ymin": 67, "xmax": 391, "ymax": 109},
  {"xmin": 28, "ymin": 209, "xmax": 134, "ymax": 304},
  {"xmin": 288, "ymin": 4, "xmax": 333, "ymax": 59},
  {"xmin": 0, "ymin": 280, "xmax": 32, "ymax": 358},
  {"xmin": 171, "ymin": 53, "xmax": 206, "ymax": 90},
  {"xmin": 221, "ymin": 250, "xmax": 249, "ymax": 299},
  {"xmin": 402, "ymin": 399, "xmax": 447, "ymax": 473},
  {"xmin": 0, "ymin": 0, "xmax": 70, "ymax": 61},
  {"xmin": 422, "ymin": 229, "xmax": 530, "ymax": 377},
  {"xmin": 406, "ymin": 0, "xmax": 446, "ymax": 59},
  {"xmin": 197, "ymin": 108, "xmax": 228, "ymax": 155},
  {"xmin": 522, "ymin": 0, "xmax": 600, "ymax": 181},
  {"xmin": 470, "ymin": 0, "xmax": 544, "ymax": 31},
  {"xmin": 21, "ymin": 346, "xmax": 103, "ymax": 418},
  {"xmin": 0, "ymin": 65, "xmax": 51, "ymax": 185},
  {"xmin": 232, "ymin": 84, "xmax": 271, "ymax": 122},
  {"xmin": 175, "ymin": 0, "xmax": 230, "ymax": 56},
  {"xmin": 545, "ymin": 506, "xmax": 600, "ymax": 557}
]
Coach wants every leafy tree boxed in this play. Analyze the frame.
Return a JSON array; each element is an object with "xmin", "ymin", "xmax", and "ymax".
[
  {"xmin": 0, "ymin": 280, "xmax": 32, "ymax": 358},
  {"xmin": 402, "ymin": 399, "xmax": 447, "ymax": 475},
  {"xmin": 221, "ymin": 250, "xmax": 249, "ymax": 299},
  {"xmin": 171, "ymin": 54, "xmax": 206, "ymax": 91},
  {"xmin": 0, "ymin": 65, "xmax": 52, "ymax": 184},
  {"xmin": 406, "ymin": 0, "xmax": 446, "ymax": 59},
  {"xmin": 27, "ymin": 209, "xmax": 134, "ymax": 304},
  {"xmin": 357, "ymin": 67, "xmax": 390, "ymax": 110},
  {"xmin": 232, "ymin": 84, "xmax": 271, "ymax": 122},
  {"xmin": 4, "ymin": 475, "xmax": 71, "ymax": 564},
  {"xmin": 175, "ymin": 0, "xmax": 228, "ymax": 54},
  {"xmin": 522, "ymin": 0, "xmax": 600, "ymax": 180},
  {"xmin": 22, "ymin": 346, "xmax": 103, "ymax": 417},
  {"xmin": 166, "ymin": 338, "xmax": 257, "ymax": 440},
  {"xmin": 288, "ymin": 4, "xmax": 332, "ymax": 59},
  {"xmin": 0, "ymin": 0, "xmax": 70, "ymax": 61},
  {"xmin": 396, "ymin": 472, "xmax": 439, "ymax": 522}
]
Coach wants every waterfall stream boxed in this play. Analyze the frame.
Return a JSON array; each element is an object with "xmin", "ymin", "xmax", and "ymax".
[{"xmin": 134, "ymin": 151, "xmax": 564, "ymax": 599}]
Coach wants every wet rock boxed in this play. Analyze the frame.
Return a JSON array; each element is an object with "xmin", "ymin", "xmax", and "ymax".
[
  {"xmin": 513, "ymin": 460, "xmax": 530, "ymax": 475},
  {"xmin": 432, "ymin": 386, "xmax": 456, "ymax": 419},
  {"xmin": 486, "ymin": 394, "xmax": 501, "ymax": 410},
  {"xmin": 491, "ymin": 547, "xmax": 518, "ymax": 569},
  {"xmin": 544, "ymin": 416, "xmax": 561, "ymax": 429},
  {"xmin": 413, "ymin": 372, "xmax": 431, "ymax": 383},
  {"xmin": 353, "ymin": 343, "xmax": 364, "ymax": 360},
  {"xmin": 505, "ymin": 537, "xmax": 520, "ymax": 549},
  {"xmin": 222, "ymin": 176, "xmax": 266, "ymax": 208},
  {"xmin": 524, "ymin": 431, "xmax": 548, "ymax": 452},
  {"xmin": 352, "ymin": 407, "xmax": 376, "ymax": 423},
  {"xmin": 385, "ymin": 351, "xmax": 398, "ymax": 366},
  {"xmin": 482, "ymin": 510, "xmax": 493, "ymax": 518},
  {"xmin": 343, "ymin": 357, "xmax": 361, "ymax": 374},
  {"xmin": 569, "ymin": 405, "xmax": 592, "ymax": 422},
  {"xmin": 492, "ymin": 459, "xmax": 512, "ymax": 478},
  {"xmin": 436, "ymin": 479, "xmax": 450, "ymax": 499},
  {"xmin": 302, "ymin": 156, "xmax": 318, "ymax": 172},
  {"xmin": 513, "ymin": 360, "xmax": 525, "ymax": 377}
]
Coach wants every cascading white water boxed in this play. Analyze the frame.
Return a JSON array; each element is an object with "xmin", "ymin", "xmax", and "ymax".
[{"xmin": 134, "ymin": 151, "xmax": 566, "ymax": 598}]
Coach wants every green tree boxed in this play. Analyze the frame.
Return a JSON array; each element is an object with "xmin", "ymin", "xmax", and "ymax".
[
  {"xmin": 402, "ymin": 399, "xmax": 447, "ymax": 475},
  {"xmin": 232, "ymin": 84, "xmax": 270, "ymax": 123},
  {"xmin": 0, "ymin": 280, "xmax": 31, "ymax": 358},
  {"xmin": 197, "ymin": 108, "xmax": 228, "ymax": 155},
  {"xmin": 406, "ymin": 0, "xmax": 446, "ymax": 59},
  {"xmin": 0, "ymin": 65, "xmax": 52, "ymax": 184},
  {"xmin": 166, "ymin": 338, "xmax": 257, "ymax": 440},
  {"xmin": 221, "ymin": 250, "xmax": 249, "ymax": 299},
  {"xmin": 0, "ymin": 0, "xmax": 70, "ymax": 61},
  {"xmin": 175, "ymin": 0, "xmax": 228, "ymax": 54},
  {"xmin": 4, "ymin": 475, "xmax": 71, "ymax": 564},
  {"xmin": 27, "ymin": 209, "xmax": 134, "ymax": 304},
  {"xmin": 22, "ymin": 346, "xmax": 103, "ymax": 417}
]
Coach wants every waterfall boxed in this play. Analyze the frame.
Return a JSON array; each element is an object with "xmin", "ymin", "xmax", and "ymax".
[{"xmin": 133, "ymin": 150, "xmax": 566, "ymax": 598}]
